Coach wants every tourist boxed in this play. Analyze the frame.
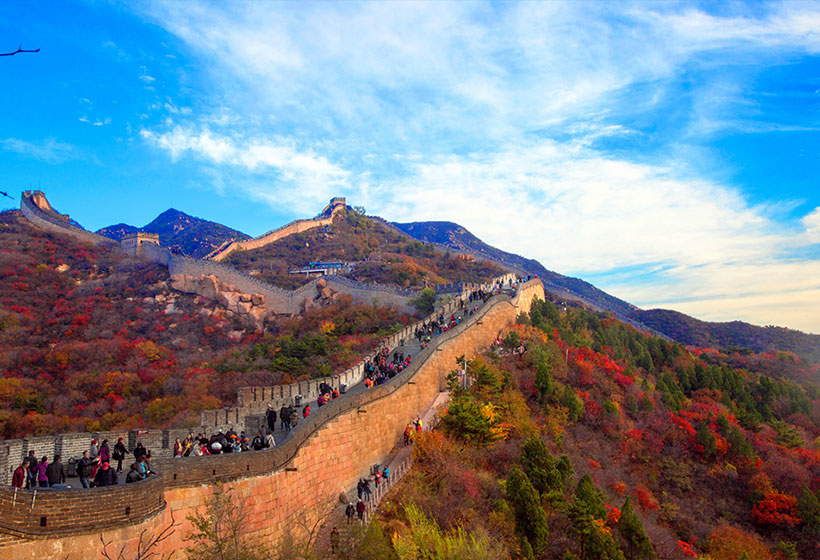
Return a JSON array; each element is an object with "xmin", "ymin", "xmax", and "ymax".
[
  {"xmin": 133, "ymin": 442, "xmax": 147, "ymax": 462},
  {"xmin": 77, "ymin": 450, "xmax": 98, "ymax": 489},
  {"xmin": 251, "ymin": 431, "xmax": 265, "ymax": 451},
  {"xmin": 357, "ymin": 478, "xmax": 364, "ymax": 500},
  {"xmin": 173, "ymin": 438, "xmax": 183, "ymax": 458},
  {"xmin": 289, "ymin": 408, "xmax": 299, "ymax": 428},
  {"xmin": 345, "ymin": 502, "xmax": 355, "ymax": 523},
  {"xmin": 113, "ymin": 437, "xmax": 129, "ymax": 473},
  {"xmin": 11, "ymin": 462, "xmax": 26, "ymax": 488},
  {"xmin": 36, "ymin": 456, "xmax": 49, "ymax": 488},
  {"xmin": 303, "ymin": 404, "xmax": 311, "ymax": 418},
  {"xmin": 99, "ymin": 439, "xmax": 111, "ymax": 465},
  {"xmin": 94, "ymin": 462, "xmax": 118, "ymax": 487},
  {"xmin": 265, "ymin": 430, "xmax": 276, "ymax": 449},
  {"xmin": 356, "ymin": 499, "xmax": 366, "ymax": 521},
  {"xmin": 280, "ymin": 405, "xmax": 289, "ymax": 431},
  {"xmin": 363, "ymin": 480, "xmax": 371, "ymax": 502},
  {"xmin": 266, "ymin": 404, "xmax": 277, "ymax": 434},
  {"xmin": 46, "ymin": 454, "xmax": 66, "ymax": 487},
  {"xmin": 125, "ymin": 463, "xmax": 141, "ymax": 484},
  {"xmin": 330, "ymin": 527, "xmax": 340, "ymax": 556},
  {"xmin": 23, "ymin": 451, "xmax": 37, "ymax": 489}
]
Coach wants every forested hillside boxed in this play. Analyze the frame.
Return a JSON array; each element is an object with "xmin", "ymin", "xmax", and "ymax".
[
  {"xmin": 631, "ymin": 308, "xmax": 820, "ymax": 365},
  {"xmin": 0, "ymin": 210, "xmax": 411, "ymax": 438},
  {"xmin": 356, "ymin": 297, "xmax": 820, "ymax": 559},
  {"xmin": 226, "ymin": 211, "xmax": 505, "ymax": 290}
]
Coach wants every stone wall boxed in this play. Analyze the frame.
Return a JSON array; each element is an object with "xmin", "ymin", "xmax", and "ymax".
[
  {"xmin": 0, "ymin": 280, "xmax": 544, "ymax": 558},
  {"xmin": 210, "ymin": 200, "xmax": 346, "ymax": 262},
  {"xmin": 20, "ymin": 192, "xmax": 117, "ymax": 248}
]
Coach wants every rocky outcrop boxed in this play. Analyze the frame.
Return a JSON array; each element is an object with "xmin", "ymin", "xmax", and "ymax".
[{"xmin": 170, "ymin": 273, "xmax": 271, "ymax": 330}]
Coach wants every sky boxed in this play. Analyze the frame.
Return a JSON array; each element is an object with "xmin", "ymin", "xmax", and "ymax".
[{"xmin": 1, "ymin": 1, "xmax": 820, "ymax": 333}]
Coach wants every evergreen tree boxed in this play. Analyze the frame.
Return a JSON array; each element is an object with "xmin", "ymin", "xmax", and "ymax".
[
  {"xmin": 573, "ymin": 474, "xmax": 607, "ymax": 520},
  {"xmin": 521, "ymin": 435, "xmax": 561, "ymax": 494},
  {"xmin": 562, "ymin": 385, "xmax": 584, "ymax": 422},
  {"xmin": 506, "ymin": 467, "xmax": 549, "ymax": 555},
  {"xmin": 534, "ymin": 356, "xmax": 554, "ymax": 404},
  {"xmin": 617, "ymin": 497, "xmax": 655, "ymax": 560},
  {"xmin": 798, "ymin": 485, "xmax": 820, "ymax": 535},
  {"xmin": 695, "ymin": 422, "xmax": 717, "ymax": 460}
]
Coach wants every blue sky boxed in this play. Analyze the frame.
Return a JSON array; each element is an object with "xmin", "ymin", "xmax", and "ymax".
[{"xmin": 2, "ymin": 1, "xmax": 820, "ymax": 332}]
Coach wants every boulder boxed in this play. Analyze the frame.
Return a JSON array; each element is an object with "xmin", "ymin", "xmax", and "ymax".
[
  {"xmin": 170, "ymin": 274, "xmax": 195, "ymax": 294},
  {"xmin": 56, "ymin": 264, "xmax": 70, "ymax": 273},
  {"xmin": 237, "ymin": 300, "xmax": 253, "ymax": 315},
  {"xmin": 239, "ymin": 293, "xmax": 252, "ymax": 303},
  {"xmin": 249, "ymin": 307, "xmax": 267, "ymax": 331},
  {"xmin": 201, "ymin": 274, "xmax": 220, "ymax": 299},
  {"xmin": 251, "ymin": 293, "xmax": 265, "ymax": 306},
  {"xmin": 217, "ymin": 291, "xmax": 241, "ymax": 311}
]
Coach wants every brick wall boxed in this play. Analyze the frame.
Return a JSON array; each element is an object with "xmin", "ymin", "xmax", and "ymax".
[{"xmin": 0, "ymin": 280, "xmax": 543, "ymax": 558}]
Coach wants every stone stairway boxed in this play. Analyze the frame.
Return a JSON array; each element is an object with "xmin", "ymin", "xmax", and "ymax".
[{"xmin": 311, "ymin": 391, "xmax": 449, "ymax": 559}]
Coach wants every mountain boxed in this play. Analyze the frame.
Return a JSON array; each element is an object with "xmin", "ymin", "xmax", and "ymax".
[
  {"xmin": 96, "ymin": 222, "xmax": 138, "ymax": 240},
  {"xmin": 631, "ymin": 307, "xmax": 820, "ymax": 362},
  {"xmin": 392, "ymin": 220, "xmax": 637, "ymax": 317},
  {"xmin": 97, "ymin": 208, "xmax": 250, "ymax": 258}
]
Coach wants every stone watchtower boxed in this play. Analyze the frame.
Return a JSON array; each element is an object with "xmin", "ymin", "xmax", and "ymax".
[{"xmin": 121, "ymin": 232, "xmax": 160, "ymax": 257}]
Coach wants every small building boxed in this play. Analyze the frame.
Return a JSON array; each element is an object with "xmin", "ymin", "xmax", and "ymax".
[
  {"xmin": 289, "ymin": 260, "xmax": 355, "ymax": 277},
  {"xmin": 121, "ymin": 232, "xmax": 160, "ymax": 257}
]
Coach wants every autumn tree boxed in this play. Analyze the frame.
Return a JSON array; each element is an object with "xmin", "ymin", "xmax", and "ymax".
[{"xmin": 616, "ymin": 497, "xmax": 655, "ymax": 560}]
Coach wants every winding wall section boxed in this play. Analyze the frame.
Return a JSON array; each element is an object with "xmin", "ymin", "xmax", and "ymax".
[{"xmin": 0, "ymin": 280, "xmax": 543, "ymax": 559}]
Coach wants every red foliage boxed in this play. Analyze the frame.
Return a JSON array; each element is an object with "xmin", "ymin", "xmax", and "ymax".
[
  {"xmin": 613, "ymin": 371, "xmax": 634, "ymax": 387},
  {"xmin": 604, "ymin": 504, "xmax": 621, "ymax": 525},
  {"xmin": 634, "ymin": 484, "xmax": 659, "ymax": 512},
  {"xmin": 751, "ymin": 492, "xmax": 801, "ymax": 528},
  {"xmin": 587, "ymin": 458, "xmax": 601, "ymax": 470},
  {"xmin": 677, "ymin": 540, "xmax": 699, "ymax": 558}
]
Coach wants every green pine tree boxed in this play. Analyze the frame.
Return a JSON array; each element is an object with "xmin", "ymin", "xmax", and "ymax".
[
  {"xmin": 573, "ymin": 474, "xmax": 607, "ymax": 520},
  {"xmin": 798, "ymin": 485, "xmax": 820, "ymax": 535},
  {"xmin": 506, "ymin": 467, "xmax": 549, "ymax": 555},
  {"xmin": 521, "ymin": 435, "xmax": 562, "ymax": 494},
  {"xmin": 617, "ymin": 497, "xmax": 655, "ymax": 560}
]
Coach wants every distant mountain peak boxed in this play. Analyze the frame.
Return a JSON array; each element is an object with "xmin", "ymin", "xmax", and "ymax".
[{"xmin": 97, "ymin": 209, "xmax": 249, "ymax": 259}]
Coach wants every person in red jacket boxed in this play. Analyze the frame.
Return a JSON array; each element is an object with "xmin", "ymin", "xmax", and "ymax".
[
  {"xmin": 302, "ymin": 404, "xmax": 311, "ymax": 418},
  {"xmin": 11, "ymin": 462, "xmax": 27, "ymax": 488}
]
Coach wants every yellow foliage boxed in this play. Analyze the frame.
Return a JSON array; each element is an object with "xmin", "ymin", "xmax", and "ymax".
[
  {"xmin": 136, "ymin": 340, "xmax": 162, "ymax": 361},
  {"xmin": 706, "ymin": 523, "xmax": 773, "ymax": 560},
  {"xmin": 319, "ymin": 320, "xmax": 335, "ymax": 334}
]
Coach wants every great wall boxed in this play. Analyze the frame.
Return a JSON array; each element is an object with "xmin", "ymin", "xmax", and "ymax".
[{"xmin": 3, "ymin": 190, "xmax": 541, "ymax": 558}]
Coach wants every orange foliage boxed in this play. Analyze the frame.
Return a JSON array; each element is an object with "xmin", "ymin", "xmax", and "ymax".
[
  {"xmin": 611, "ymin": 481, "xmax": 627, "ymax": 496},
  {"xmin": 706, "ymin": 523, "xmax": 773, "ymax": 560}
]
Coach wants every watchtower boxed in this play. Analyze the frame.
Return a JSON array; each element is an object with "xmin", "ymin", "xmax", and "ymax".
[{"xmin": 121, "ymin": 232, "xmax": 160, "ymax": 257}]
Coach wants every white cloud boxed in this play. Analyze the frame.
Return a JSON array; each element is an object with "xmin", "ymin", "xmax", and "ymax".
[
  {"xmin": 0, "ymin": 137, "xmax": 80, "ymax": 163},
  {"xmin": 140, "ymin": 126, "xmax": 350, "ymax": 213}
]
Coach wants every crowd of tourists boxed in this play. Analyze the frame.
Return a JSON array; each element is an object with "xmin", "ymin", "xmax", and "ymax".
[{"xmin": 11, "ymin": 437, "xmax": 155, "ymax": 489}]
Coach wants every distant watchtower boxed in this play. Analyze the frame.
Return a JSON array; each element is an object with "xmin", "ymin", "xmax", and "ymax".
[
  {"xmin": 320, "ymin": 197, "xmax": 347, "ymax": 218},
  {"xmin": 121, "ymin": 232, "xmax": 160, "ymax": 257}
]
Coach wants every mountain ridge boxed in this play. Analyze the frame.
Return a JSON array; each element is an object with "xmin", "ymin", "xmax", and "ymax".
[
  {"xmin": 393, "ymin": 220, "xmax": 820, "ymax": 361},
  {"xmin": 97, "ymin": 208, "xmax": 250, "ymax": 258}
]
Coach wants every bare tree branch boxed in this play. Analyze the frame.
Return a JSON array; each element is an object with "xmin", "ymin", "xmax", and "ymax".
[
  {"xmin": 0, "ymin": 191, "xmax": 13, "ymax": 200},
  {"xmin": 99, "ymin": 511, "xmax": 178, "ymax": 560},
  {"xmin": 0, "ymin": 45, "xmax": 40, "ymax": 57}
]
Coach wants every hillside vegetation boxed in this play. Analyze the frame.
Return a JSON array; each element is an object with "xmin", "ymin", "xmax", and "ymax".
[
  {"xmin": 354, "ymin": 299, "xmax": 820, "ymax": 560},
  {"xmin": 225, "ymin": 211, "xmax": 506, "ymax": 290},
  {"xmin": 0, "ymin": 210, "xmax": 411, "ymax": 438},
  {"xmin": 631, "ymin": 308, "xmax": 820, "ymax": 365}
]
